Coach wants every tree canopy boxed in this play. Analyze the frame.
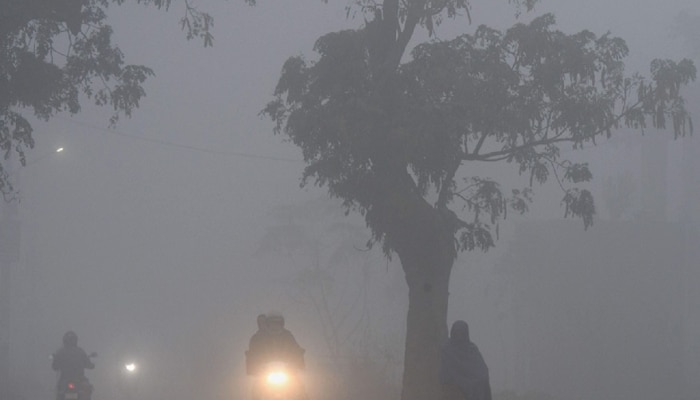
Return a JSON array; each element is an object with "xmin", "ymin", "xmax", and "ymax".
[
  {"xmin": 265, "ymin": 12, "xmax": 695, "ymax": 250},
  {"xmin": 0, "ymin": 0, "xmax": 225, "ymax": 194}
]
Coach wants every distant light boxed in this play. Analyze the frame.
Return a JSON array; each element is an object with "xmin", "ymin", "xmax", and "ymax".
[
  {"xmin": 56, "ymin": 147, "xmax": 64, "ymax": 153},
  {"xmin": 125, "ymin": 363, "xmax": 137, "ymax": 373}
]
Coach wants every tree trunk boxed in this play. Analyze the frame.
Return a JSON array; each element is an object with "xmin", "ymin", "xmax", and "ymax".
[
  {"xmin": 380, "ymin": 189, "xmax": 456, "ymax": 400},
  {"xmin": 399, "ymin": 248, "xmax": 454, "ymax": 400},
  {"xmin": 367, "ymin": 4, "xmax": 459, "ymax": 394}
]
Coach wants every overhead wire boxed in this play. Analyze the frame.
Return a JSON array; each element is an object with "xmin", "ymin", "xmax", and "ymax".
[
  {"xmin": 53, "ymin": 114, "xmax": 628, "ymax": 165},
  {"xmin": 54, "ymin": 115, "xmax": 303, "ymax": 163}
]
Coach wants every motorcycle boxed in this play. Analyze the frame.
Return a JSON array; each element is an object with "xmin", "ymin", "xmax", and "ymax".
[
  {"xmin": 52, "ymin": 352, "xmax": 97, "ymax": 400},
  {"xmin": 57, "ymin": 378, "xmax": 93, "ymax": 400},
  {"xmin": 253, "ymin": 361, "xmax": 306, "ymax": 400}
]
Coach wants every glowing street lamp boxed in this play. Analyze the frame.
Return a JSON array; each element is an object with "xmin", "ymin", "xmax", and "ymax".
[
  {"xmin": 25, "ymin": 146, "xmax": 65, "ymax": 166},
  {"xmin": 125, "ymin": 362, "xmax": 138, "ymax": 374}
]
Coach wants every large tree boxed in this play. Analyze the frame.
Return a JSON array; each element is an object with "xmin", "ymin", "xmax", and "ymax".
[
  {"xmin": 263, "ymin": 1, "xmax": 696, "ymax": 399},
  {"xmin": 0, "ymin": 0, "xmax": 244, "ymax": 194}
]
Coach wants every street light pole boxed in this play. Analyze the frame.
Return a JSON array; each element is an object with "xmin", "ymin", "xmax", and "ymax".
[
  {"xmin": 0, "ymin": 153, "xmax": 21, "ymax": 400},
  {"xmin": 0, "ymin": 147, "xmax": 64, "ymax": 399}
]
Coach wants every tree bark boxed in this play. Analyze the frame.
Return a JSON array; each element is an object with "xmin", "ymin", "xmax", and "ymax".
[
  {"xmin": 399, "ymin": 247, "xmax": 454, "ymax": 400},
  {"xmin": 377, "ymin": 186, "xmax": 456, "ymax": 400}
]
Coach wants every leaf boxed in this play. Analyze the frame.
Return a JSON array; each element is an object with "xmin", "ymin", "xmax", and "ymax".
[
  {"xmin": 562, "ymin": 189, "xmax": 595, "ymax": 229},
  {"xmin": 529, "ymin": 162, "xmax": 549, "ymax": 186},
  {"xmin": 458, "ymin": 223, "xmax": 495, "ymax": 252},
  {"xmin": 563, "ymin": 163, "xmax": 593, "ymax": 183}
]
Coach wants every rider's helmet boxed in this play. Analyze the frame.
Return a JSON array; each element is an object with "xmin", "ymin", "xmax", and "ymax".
[
  {"xmin": 63, "ymin": 331, "xmax": 78, "ymax": 347},
  {"xmin": 266, "ymin": 312, "xmax": 285, "ymax": 332}
]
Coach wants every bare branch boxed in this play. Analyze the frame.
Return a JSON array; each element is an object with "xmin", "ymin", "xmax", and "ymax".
[
  {"xmin": 463, "ymin": 137, "xmax": 574, "ymax": 161},
  {"xmin": 436, "ymin": 157, "xmax": 461, "ymax": 209},
  {"xmin": 471, "ymin": 130, "xmax": 490, "ymax": 155}
]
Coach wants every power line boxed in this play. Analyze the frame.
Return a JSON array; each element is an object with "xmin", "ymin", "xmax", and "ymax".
[
  {"xmin": 55, "ymin": 115, "xmax": 619, "ymax": 165},
  {"xmin": 55, "ymin": 115, "xmax": 303, "ymax": 163}
]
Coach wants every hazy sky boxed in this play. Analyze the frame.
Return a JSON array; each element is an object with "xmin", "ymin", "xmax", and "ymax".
[{"xmin": 8, "ymin": 1, "xmax": 699, "ymax": 399}]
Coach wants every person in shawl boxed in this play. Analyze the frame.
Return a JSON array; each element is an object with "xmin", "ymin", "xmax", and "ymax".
[{"xmin": 439, "ymin": 320, "xmax": 492, "ymax": 400}]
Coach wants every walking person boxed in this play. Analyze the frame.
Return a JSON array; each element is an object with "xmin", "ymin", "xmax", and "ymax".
[{"xmin": 439, "ymin": 320, "xmax": 492, "ymax": 400}]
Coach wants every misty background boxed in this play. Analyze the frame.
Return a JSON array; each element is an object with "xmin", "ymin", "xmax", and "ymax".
[{"xmin": 2, "ymin": 1, "xmax": 699, "ymax": 400}]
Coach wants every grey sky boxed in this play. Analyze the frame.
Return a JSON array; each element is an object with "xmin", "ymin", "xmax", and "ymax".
[{"xmin": 7, "ymin": 1, "xmax": 699, "ymax": 399}]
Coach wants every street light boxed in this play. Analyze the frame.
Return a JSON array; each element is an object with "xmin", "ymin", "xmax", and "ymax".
[
  {"xmin": 0, "ymin": 145, "xmax": 65, "ymax": 400},
  {"xmin": 125, "ymin": 362, "xmax": 138, "ymax": 374},
  {"xmin": 121, "ymin": 360, "xmax": 141, "ymax": 400},
  {"xmin": 26, "ymin": 147, "xmax": 65, "ymax": 166}
]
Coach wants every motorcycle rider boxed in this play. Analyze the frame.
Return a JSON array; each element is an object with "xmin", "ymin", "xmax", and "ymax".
[
  {"xmin": 52, "ymin": 331, "xmax": 95, "ymax": 399},
  {"xmin": 246, "ymin": 313, "xmax": 306, "ymax": 400},
  {"xmin": 246, "ymin": 313, "xmax": 270, "ymax": 375},
  {"xmin": 259, "ymin": 313, "xmax": 305, "ymax": 370}
]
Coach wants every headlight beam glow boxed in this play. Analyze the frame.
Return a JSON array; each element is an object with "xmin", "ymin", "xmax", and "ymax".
[{"xmin": 266, "ymin": 371, "xmax": 288, "ymax": 385}]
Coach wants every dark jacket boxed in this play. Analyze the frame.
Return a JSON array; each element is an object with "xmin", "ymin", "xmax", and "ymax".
[
  {"xmin": 52, "ymin": 345, "xmax": 94, "ymax": 383},
  {"xmin": 246, "ymin": 329, "xmax": 268, "ymax": 375},
  {"xmin": 246, "ymin": 328, "xmax": 304, "ymax": 374},
  {"xmin": 439, "ymin": 321, "xmax": 492, "ymax": 400}
]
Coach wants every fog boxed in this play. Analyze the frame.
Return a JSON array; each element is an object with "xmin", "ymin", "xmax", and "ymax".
[{"xmin": 2, "ymin": 1, "xmax": 699, "ymax": 400}]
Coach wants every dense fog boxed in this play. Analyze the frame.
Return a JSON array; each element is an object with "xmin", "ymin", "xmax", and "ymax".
[{"xmin": 1, "ymin": 1, "xmax": 698, "ymax": 400}]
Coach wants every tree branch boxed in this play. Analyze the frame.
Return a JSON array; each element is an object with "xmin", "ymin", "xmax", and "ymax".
[
  {"xmin": 463, "ymin": 137, "xmax": 574, "ymax": 161},
  {"xmin": 436, "ymin": 157, "xmax": 461, "ymax": 209},
  {"xmin": 424, "ymin": 0, "xmax": 449, "ymax": 17},
  {"xmin": 471, "ymin": 130, "xmax": 489, "ymax": 155},
  {"xmin": 392, "ymin": 9, "xmax": 420, "ymax": 69},
  {"xmin": 464, "ymin": 96, "xmax": 648, "ymax": 162},
  {"xmin": 545, "ymin": 156, "xmax": 567, "ymax": 191}
]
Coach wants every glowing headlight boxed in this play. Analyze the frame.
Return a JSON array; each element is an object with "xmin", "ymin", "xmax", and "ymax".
[
  {"xmin": 125, "ymin": 363, "xmax": 138, "ymax": 373},
  {"xmin": 266, "ymin": 371, "xmax": 289, "ymax": 385}
]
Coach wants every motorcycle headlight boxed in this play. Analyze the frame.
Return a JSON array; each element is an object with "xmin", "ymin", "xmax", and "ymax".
[
  {"xmin": 266, "ymin": 371, "xmax": 289, "ymax": 385},
  {"xmin": 125, "ymin": 362, "xmax": 138, "ymax": 374}
]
